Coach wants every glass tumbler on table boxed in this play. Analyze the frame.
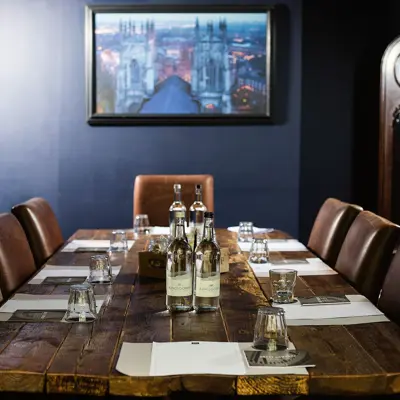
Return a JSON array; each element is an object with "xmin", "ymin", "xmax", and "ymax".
[
  {"xmin": 134, "ymin": 214, "xmax": 151, "ymax": 237},
  {"xmin": 238, "ymin": 222, "xmax": 254, "ymax": 242},
  {"xmin": 253, "ymin": 306, "xmax": 288, "ymax": 351},
  {"xmin": 64, "ymin": 283, "xmax": 98, "ymax": 323},
  {"xmin": 88, "ymin": 254, "xmax": 113, "ymax": 284},
  {"xmin": 110, "ymin": 230, "xmax": 128, "ymax": 252},
  {"xmin": 269, "ymin": 269, "xmax": 297, "ymax": 304},
  {"xmin": 249, "ymin": 238, "xmax": 269, "ymax": 263}
]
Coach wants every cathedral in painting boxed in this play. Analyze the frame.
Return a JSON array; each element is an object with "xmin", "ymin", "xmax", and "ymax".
[{"xmin": 114, "ymin": 18, "xmax": 232, "ymax": 114}]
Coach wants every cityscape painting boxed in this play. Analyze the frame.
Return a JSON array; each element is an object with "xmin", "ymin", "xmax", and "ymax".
[{"xmin": 86, "ymin": 6, "xmax": 273, "ymax": 125}]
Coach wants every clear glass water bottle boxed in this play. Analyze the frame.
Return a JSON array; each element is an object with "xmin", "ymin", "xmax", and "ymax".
[
  {"xmin": 166, "ymin": 217, "xmax": 193, "ymax": 312},
  {"xmin": 194, "ymin": 212, "xmax": 220, "ymax": 312},
  {"xmin": 189, "ymin": 184, "xmax": 207, "ymax": 243},
  {"xmin": 169, "ymin": 184, "xmax": 186, "ymax": 237}
]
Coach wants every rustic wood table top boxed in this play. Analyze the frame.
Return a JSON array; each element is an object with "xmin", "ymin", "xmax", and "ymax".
[{"xmin": 0, "ymin": 228, "xmax": 399, "ymax": 397}]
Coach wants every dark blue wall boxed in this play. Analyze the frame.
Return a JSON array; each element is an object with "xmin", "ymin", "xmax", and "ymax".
[
  {"xmin": 0, "ymin": 0, "xmax": 302, "ymax": 238},
  {"xmin": 299, "ymin": 0, "xmax": 397, "ymax": 240}
]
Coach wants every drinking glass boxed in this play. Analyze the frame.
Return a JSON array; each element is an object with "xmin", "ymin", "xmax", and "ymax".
[
  {"xmin": 269, "ymin": 269, "xmax": 297, "ymax": 303},
  {"xmin": 64, "ymin": 283, "xmax": 97, "ymax": 323},
  {"xmin": 147, "ymin": 235, "xmax": 169, "ymax": 253},
  {"xmin": 253, "ymin": 307, "xmax": 288, "ymax": 351},
  {"xmin": 88, "ymin": 254, "xmax": 113, "ymax": 283},
  {"xmin": 110, "ymin": 230, "xmax": 128, "ymax": 252},
  {"xmin": 249, "ymin": 238, "xmax": 269, "ymax": 263},
  {"xmin": 134, "ymin": 214, "xmax": 151, "ymax": 237},
  {"xmin": 238, "ymin": 222, "xmax": 254, "ymax": 242}
]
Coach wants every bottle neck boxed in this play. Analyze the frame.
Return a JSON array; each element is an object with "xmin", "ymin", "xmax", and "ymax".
[
  {"xmin": 174, "ymin": 218, "xmax": 186, "ymax": 238},
  {"xmin": 203, "ymin": 217, "xmax": 214, "ymax": 240},
  {"xmin": 195, "ymin": 190, "xmax": 202, "ymax": 202},
  {"xmin": 174, "ymin": 190, "xmax": 182, "ymax": 202}
]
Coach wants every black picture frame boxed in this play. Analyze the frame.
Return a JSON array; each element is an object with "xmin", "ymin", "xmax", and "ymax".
[{"xmin": 85, "ymin": 4, "xmax": 275, "ymax": 126}]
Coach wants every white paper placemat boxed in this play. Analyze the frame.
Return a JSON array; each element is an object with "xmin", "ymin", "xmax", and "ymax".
[
  {"xmin": 239, "ymin": 239, "xmax": 308, "ymax": 252},
  {"xmin": 150, "ymin": 226, "xmax": 170, "ymax": 235},
  {"xmin": 0, "ymin": 297, "xmax": 104, "ymax": 313},
  {"xmin": 250, "ymin": 258, "xmax": 337, "ymax": 277},
  {"xmin": 278, "ymin": 294, "xmax": 387, "ymax": 325},
  {"xmin": 228, "ymin": 226, "xmax": 274, "ymax": 234},
  {"xmin": 116, "ymin": 343, "xmax": 153, "ymax": 376},
  {"xmin": 61, "ymin": 240, "xmax": 134, "ymax": 252},
  {"xmin": 29, "ymin": 265, "xmax": 122, "ymax": 284},
  {"xmin": 116, "ymin": 341, "xmax": 310, "ymax": 377}
]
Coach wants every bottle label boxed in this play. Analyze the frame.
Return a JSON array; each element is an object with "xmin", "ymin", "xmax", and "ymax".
[
  {"xmin": 167, "ymin": 273, "xmax": 192, "ymax": 296},
  {"xmin": 170, "ymin": 210, "xmax": 186, "ymax": 235},
  {"xmin": 196, "ymin": 274, "xmax": 220, "ymax": 297}
]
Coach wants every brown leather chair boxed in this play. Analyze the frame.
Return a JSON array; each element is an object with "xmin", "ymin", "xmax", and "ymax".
[
  {"xmin": 307, "ymin": 198, "xmax": 363, "ymax": 267},
  {"xmin": 11, "ymin": 197, "xmax": 64, "ymax": 268},
  {"xmin": 335, "ymin": 211, "xmax": 400, "ymax": 303},
  {"xmin": 0, "ymin": 213, "xmax": 36, "ymax": 299},
  {"xmin": 133, "ymin": 174, "xmax": 214, "ymax": 226},
  {"xmin": 378, "ymin": 249, "xmax": 400, "ymax": 324}
]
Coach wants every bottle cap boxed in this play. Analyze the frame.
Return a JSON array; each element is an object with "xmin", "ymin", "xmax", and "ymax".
[
  {"xmin": 204, "ymin": 212, "xmax": 214, "ymax": 218},
  {"xmin": 174, "ymin": 184, "xmax": 181, "ymax": 190},
  {"xmin": 195, "ymin": 184, "xmax": 202, "ymax": 190}
]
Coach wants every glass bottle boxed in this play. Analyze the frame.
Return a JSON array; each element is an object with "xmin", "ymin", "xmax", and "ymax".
[
  {"xmin": 166, "ymin": 217, "xmax": 193, "ymax": 312},
  {"xmin": 169, "ymin": 184, "xmax": 186, "ymax": 237},
  {"xmin": 189, "ymin": 184, "xmax": 207, "ymax": 244},
  {"xmin": 194, "ymin": 212, "xmax": 220, "ymax": 312}
]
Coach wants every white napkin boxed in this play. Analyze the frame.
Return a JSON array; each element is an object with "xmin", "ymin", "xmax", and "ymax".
[
  {"xmin": 250, "ymin": 258, "xmax": 337, "ymax": 277},
  {"xmin": 239, "ymin": 239, "xmax": 308, "ymax": 252},
  {"xmin": 228, "ymin": 226, "xmax": 274, "ymax": 233}
]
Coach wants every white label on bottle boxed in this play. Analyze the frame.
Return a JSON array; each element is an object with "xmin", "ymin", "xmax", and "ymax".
[
  {"xmin": 196, "ymin": 274, "xmax": 220, "ymax": 297},
  {"xmin": 167, "ymin": 273, "xmax": 192, "ymax": 296}
]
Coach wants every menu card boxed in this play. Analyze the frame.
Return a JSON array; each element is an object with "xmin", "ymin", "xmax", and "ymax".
[
  {"xmin": 41, "ymin": 277, "xmax": 87, "ymax": 285},
  {"xmin": 8, "ymin": 310, "xmax": 66, "ymax": 322},
  {"xmin": 298, "ymin": 295, "xmax": 350, "ymax": 306},
  {"xmin": 244, "ymin": 349, "xmax": 315, "ymax": 368}
]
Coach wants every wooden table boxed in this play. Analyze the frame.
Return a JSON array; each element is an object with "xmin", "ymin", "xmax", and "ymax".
[{"xmin": 0, "ymin": 228, "xmax": 400, "ymax": 397}]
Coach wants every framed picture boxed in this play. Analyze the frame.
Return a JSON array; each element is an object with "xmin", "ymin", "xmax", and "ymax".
[{"xmin": 86, "ymin": 5, "xmax": 274, "ymax": 126}]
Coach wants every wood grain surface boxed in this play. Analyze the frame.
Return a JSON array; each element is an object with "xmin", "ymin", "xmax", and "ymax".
[{"xmin": 0, "ymin": 228, "xmax": 398, "ymax": 396}]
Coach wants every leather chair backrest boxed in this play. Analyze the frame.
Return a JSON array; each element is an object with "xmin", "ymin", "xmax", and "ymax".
[
  {"xmin": 0, "ymin": 213, "xmax": 36, "ymax": 299},
  {"xmin": 12, "ymin": 197, "xmax": 64, "ymax": 268},
  {"xmin": 133, "ymin": 174, "xmax": 214, "ymax": 227},
  {"xmin": 335, "ymin": 210, "xmax": 400, "ymax": 303},
  {"xmin": 308, "ymin": 198, "xmax": 363, "ymax": 267},
  {"xmin": 378, "ymin": 249, "xmax": 400, "ymax": 324}
]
